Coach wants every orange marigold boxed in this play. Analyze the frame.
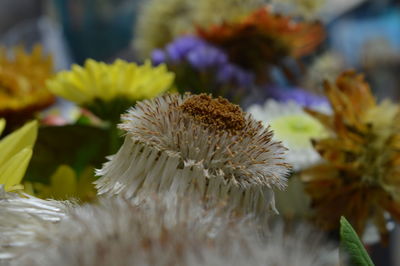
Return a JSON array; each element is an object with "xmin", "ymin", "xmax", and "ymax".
[
  {"xmin": 197, "ymin": 7, "xmax": 325, "ymax": 71},
  {"xmin": 0, "ymin": 45, "xmax": 55, "ymax": 126},
  {"xmin": 301, "ymin": 70, "xmax": 400, "ymax": 243}
]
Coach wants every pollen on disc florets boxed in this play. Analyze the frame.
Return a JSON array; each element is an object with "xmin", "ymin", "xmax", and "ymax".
[
  {"xmin": 96, "ymin": 93, "xmax": 290, "ymax": 215},
  {"xmin": 179, "ymin": 94, "xmax": 246, "ymax": 134}
]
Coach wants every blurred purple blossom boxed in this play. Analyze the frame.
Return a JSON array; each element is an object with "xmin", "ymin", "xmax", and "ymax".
[
  {"xmin": 268, "ymin": 88, "xmax": 329, "ymax": 108},
  {"xmin": 186, "ymin": 46, "xmax": 228, "ymax": 70},
  {"xmin": 217, "ymin": 64, "xmax": 254, "ymax": 88},
  {"xmin": 151, "ymin": 35, "xmax": 254, "ymax": 88},
  {"xmin": 151, "ymin": 49, "xmax": 167, "ymax": 65},
  {"xmin": 164, "ymin": 36, "xmax": 208, "ymax": 62}
]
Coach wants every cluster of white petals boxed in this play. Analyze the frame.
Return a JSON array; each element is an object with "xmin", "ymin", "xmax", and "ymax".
[{"xmin": 96, "ymin": 94, "xmax": 290, "ymax": 215}]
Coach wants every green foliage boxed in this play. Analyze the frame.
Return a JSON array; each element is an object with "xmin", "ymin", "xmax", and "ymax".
[
  {"xmin": 84, "ymin": 97, "xmax": 135, "ymax": 124},
  {"xmin": 25, "ymin": 124, "xmax": 120, "ymax": 184},
  {"xmin": 340, "ymin": 217, "xmax": 375, "ymax": 266}
]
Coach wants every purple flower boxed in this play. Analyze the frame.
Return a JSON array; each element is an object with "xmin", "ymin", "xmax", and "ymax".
[
  {"xmin": 268, "ymin": 88, "xmax": 329, "ymax": 108},
  {"xmin": 165, "ymin": 36, "xmax": 207, "ymax": 62},
  {"xmin": 151, "ymin": 35, "xmax": 230, "ymax": 69},
  {"xmin": 151, "ymin": 35, "xmax": 255, "ymax": 91},
  {"xmin": 151, "ymin": 49, "xmax": 167, "ymax": 65},
  {"xmin": 186, "ymin": 46, "xmax": 228, "ymax": 70},
  {"xmin": 217, "ymin": 64, "xmax": 254, "ymax": 88}
]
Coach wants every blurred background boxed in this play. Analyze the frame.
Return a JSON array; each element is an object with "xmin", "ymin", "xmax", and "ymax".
[
  {"xmin": 1, "ymin": 0, "xmax": 398, "ymax": 86},
  {"xmin": 0, "ymin": 0, "xmax": 399, "ymax": 265},
  {"xmin": 1, "ymin": 0, "xmax": 398, "ymax": 95}
]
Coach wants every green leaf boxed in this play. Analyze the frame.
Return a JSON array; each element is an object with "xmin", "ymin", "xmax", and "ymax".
[
  {"xmin": 25, "ymin": 124, "xmax": 116, "ymax": 183},
  {"xmin": 340, "ymin": 217, "xmax": 375, "ymax": 266}
]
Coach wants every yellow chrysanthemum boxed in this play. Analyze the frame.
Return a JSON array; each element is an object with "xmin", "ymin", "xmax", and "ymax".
[
  {"xmin": 0, "ymin": 119, "xmax": 38, "ymax": 192},
  {"xmin": 47, "ymin": 59, "xmax": 174, "ymax": 121},
  {"xmin": 0, "ymin": 45, "xmax": 55, "ymax": 124}
]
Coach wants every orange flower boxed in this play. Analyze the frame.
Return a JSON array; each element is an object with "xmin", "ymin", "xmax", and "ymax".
[
  {"xmin": 197, "ymin": 7, "xmax": 325, "ymax": 71},
  {"xmin": 301, "ymin": 70, "xmax": 400, "ymax": 243},
  {"xmin": 0, "ymin": 45, "xmax": 55, "ymax": 126}
]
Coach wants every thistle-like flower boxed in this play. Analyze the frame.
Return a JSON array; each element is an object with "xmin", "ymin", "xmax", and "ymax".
[
  {"xmin": 0, "ymin": 45, "xmax": 54, "ymax": 125},
  {"xmin": 46, "ymin": 59, "xmax": 174, "ymax": 121},
  {"xmin": 197, "ymin": 7, "xmax": 325, "ymax": 72},
  {"xmin": 301, "ymin": 70, "xmax": 400, "ymax": 242},
  {"xmin": 247, "ymin": 99, "xmax": 328, "ymax": 171},
  {"xmin": 96, "ymin": 93, "xmax": 290, "ymax": 215},
  {"xmin": 10, "ymin": 195, "xmax": 338, "ymax": 266}
]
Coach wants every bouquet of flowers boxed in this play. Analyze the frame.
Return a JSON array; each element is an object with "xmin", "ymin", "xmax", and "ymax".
[{"xmin": 0, "ymin": 1, "xmax": 394, "ymax": 265}]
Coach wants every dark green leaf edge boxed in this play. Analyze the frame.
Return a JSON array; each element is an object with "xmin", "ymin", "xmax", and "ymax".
[{"xmin": 340, "ymin": 216, "xmax": 375, "ymax": 266}]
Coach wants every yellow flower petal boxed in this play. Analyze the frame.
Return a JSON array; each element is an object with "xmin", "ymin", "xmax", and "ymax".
[
  {"xmin": 47, "ymin": 59, "xmax": 174, "ymax": 106},
  {"xmin": 49, "ymin": 164, "xmax": 78, "ymax": 199},
  {"xmin": 23, "ymin": 181, "xmax": 35, "ymax": 195},
  {"xmin": 77, "ymin": 166, "xmax": 97, "ymax": 201},
  {"xmin": 32, "ymin": 165, "xmax": 97, "ymax": 202},
  {"xmin": 0, "ymin": 45, "xmax": 54, "ymax": 118},
  {"xmin": 0, "ymin": 148, "xmax": 32, "ymax": 191},
  {"xmin": 0, "ymin": 119, "xmax": 5, "ymax": 135},
  {"xmin": 0, "ymin": 120, "xmax": 38, "ymax": 166}
]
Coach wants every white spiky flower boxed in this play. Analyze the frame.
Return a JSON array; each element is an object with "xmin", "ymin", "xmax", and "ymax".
[
  {"xmin": 96, "ymin": 93, "xmax": 290, "ymax": 215},
  {"xmin": 10, "ymin": 195, "xmax": 339, "ymax": 266},
  {"xmin": 247, "ymin": 100, "xmax": 329, "ymax": 171},
  {"xmin": 0, "ymin": 186, "xmax": 73, "ymax": 260}
]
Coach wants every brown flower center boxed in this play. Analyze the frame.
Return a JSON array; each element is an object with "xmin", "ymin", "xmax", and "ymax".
[{"xmin": 180, "ymin": 94, "xmax": 245, "ymax": 133}]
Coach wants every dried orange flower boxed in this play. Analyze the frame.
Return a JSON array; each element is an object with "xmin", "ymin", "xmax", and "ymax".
[
  {"xmin": 0, "ymin": 45, "xmax": 55, "ymax": 125},
  {"xmin": 197, "ymin": 7, "xmax": 325, "ymax": 72},
  {"xmin": 301, "ymin": 70, "xmax": 400, "ymax": 242}
]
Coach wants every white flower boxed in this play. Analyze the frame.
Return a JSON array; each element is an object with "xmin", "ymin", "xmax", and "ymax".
[
  {"xmin": 96, "ymin": 94, "xmax": 290, "ymax": 215},
  {"xmin": 247, "ymin": 100, "xmax": 329, "ymax": 171},
  {"xmin": 10, "ymin": 195, "xmax": 339, "ymax": 266},
  {"xmin": 0, "ymin": 186, "xmax": 73, "ymax": 260}
]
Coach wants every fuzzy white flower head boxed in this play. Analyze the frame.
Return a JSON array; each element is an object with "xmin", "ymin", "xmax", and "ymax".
[
  {"xmin": 10, "ymin": 196, "xmax": 339, "ymax": 266},
  {"xmin": 0, "ymin": 186, "xmax": 73, "ymax": 260},
  {"xmin": 247, "ymin": 100, "xmax": 329, "ymax": 171},
  {"xmin": 96, "ymin": 93, "xmax": 290, "ymax": 215},
  {"xmin": 10, "ymin": 195, "xmax": 253, "ymax": 266}
]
